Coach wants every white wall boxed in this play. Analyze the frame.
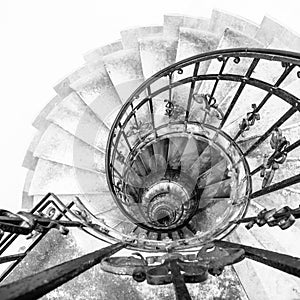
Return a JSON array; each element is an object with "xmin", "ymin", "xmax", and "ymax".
[{"xmin": 0, "ymin": 0, "xmax": 299, "ymax": 211}]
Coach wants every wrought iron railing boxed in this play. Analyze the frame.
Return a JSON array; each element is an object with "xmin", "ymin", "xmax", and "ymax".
[{"xmin": 106, "ymin": 48, "xmax": 300, "ymax": 251}]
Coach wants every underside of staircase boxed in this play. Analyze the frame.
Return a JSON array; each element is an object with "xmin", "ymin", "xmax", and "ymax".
[{"xmin": 2, "ymin": 9, "xmax": 300, "ymax": 300}]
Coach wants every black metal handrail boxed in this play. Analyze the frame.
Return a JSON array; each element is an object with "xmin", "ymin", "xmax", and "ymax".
[{"xmin": 105, "ymin": 48, "xmax": 300, "ymax": 250}]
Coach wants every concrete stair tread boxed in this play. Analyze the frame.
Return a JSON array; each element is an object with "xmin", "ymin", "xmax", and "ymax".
[
  {"xmin": 84, "ymin": 40, "xmax": 123, "ymax": 63},
  {"xmin": 209, "ymin": 9, "xmax": 259, "ymax": 39},
  {"xmin": 103, "ymin": 48, "xmax": 144, "ymax": 102},
  {"xmin": 197, "ymin": 158, "xmax": 228, "ymax": 187},
  {"xmin": 256, "ymin": 16, "xmax": 300, "ymax": 50},
  {"xmin": 121, "ymin": 26, "xmax": 163, "ymax": 49},
  {"xmin": 46, "ymin": 91, "xmax": 109, "ymax": 151},
  {"xmin": 139, "ymin": 35, "xmax": 178, "ymax": 79},
  {"xmin": 54, "ymin": 64, "xmax": 91, "ymax": 98},
  {"xmin": 163, "ymin": 14, "xmax": 210, "ymax": 38},
  {"xmin": 173, "ymin": 27, "xmax": 220, "ymax": 105},
  {"xmin": 167, "ymin": 136, "xmax": 189, "ymax": 167},
  {"xmin": 176, "ymin": 27, "xmax": 219, "ymax": 62},
  {"xmin": 22, "ymin": 129, "xmax": 45, "ymax": 170},
  {"xmin": 201, "ymin": 178, "xmax": 231, "ymax": 198},
  {"xmin": 32, "ymin": 95, "xmax": 61, "ymax": 131},
  {"xmin": 28, "ymin": 159, "xmax": 108, "ymax": 196},
  {"xmin": 69, "ymin": 63, "xmax": 123, "ymax": 127},
  {"xmin": 33, "ymin": 123, "xmax": 105, "ymax": 173},
  {"xmin": 229, "ymin": 225, "xmax": 300, "ymax": 299}
]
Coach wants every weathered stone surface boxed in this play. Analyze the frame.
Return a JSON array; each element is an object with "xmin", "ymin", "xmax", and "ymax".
[
  {"xmin": 256, "ymin": 16, "xmax": 300, "ymax": 50},
  {"xmin": 84, "ymin": 40, "xmax": 123, "ymax": 63},
  {"xmin": 230, "ymin": 226, "xmax": 300, "ymax": 300},
  {"xmin": 121, "ymin": 26, "xmax": 163, "ymax": 49},
  {"xmin": 28, "ymin": 159, "xmax": 107, "ymax": 195},
  {"xmin": 33, "ymin": 95, "xmax": 61, "ymax": 131},
  {"xmin": 33, "ymin": 123, "xmax": 106, "ymax": 173},
  {"xmin": 54, "ymin": 65, "xmax": 91, "ymax": 98},
  {"xmin": 139, "ymin": 36, "xmax": 178, "ymax": 78},
  {"xmin": 209, "ymin": 9, "xmax": 259, "ymax": 39},
  {"xmin": 70, "ymin": 62, "xmax": 122, "ymax": 127},
  {"xmin": 103, "ymin": 49, "xmax": 144, "ymax": 102},
  {"xmin": 46, "ymin": 92, "xmax": 109, "ymax": 151},
  {"xmin": 164, "ymin": 14, "xmax": 210, "ymax": 39}
]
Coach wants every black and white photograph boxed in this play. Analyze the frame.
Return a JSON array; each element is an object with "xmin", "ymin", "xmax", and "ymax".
[{"xmin": 0, "ymin": 0, "xmax": 300, "ymax": 299}]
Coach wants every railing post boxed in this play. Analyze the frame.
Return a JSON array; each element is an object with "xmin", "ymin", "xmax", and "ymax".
[
  {"xmin": 169, "ymin": 260, "xmax": 192, "ymax": 300},
  {"xmin": 0, "ymin": 242, "xmax": 127, "ymax": 300}
]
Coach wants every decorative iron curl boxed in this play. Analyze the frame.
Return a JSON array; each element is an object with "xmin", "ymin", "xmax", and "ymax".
[{"xmin": 260, "ymin": 128, "xmax": 290, "ymax": 188}]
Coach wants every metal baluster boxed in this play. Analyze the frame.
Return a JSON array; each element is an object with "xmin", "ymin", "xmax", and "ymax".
[
  {"xmin": 185, "ymin": 62, "xmax": 200, "ymax": 127},
  {"xmin": 214, "ymin": 240, "xmax": 300, "ymax": 278},
  {"xmin": 233, "ymin": 63, "xmax": 295, "ymax": 140},
  {"xmin": 250, "ymin": 173, "xmax": 300, "ymax": 199},
  {"xmin": 219, "ymin": 57, "xmax": 260, "ymax": 129},
  {"xmin": 0, "ymin": 242, "xmax": 127, "ymax": 300}
]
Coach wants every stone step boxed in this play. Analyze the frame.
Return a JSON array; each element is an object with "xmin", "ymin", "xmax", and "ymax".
[
  {"xmin": 167, "ymin": 136, "xmax": 189, "ymax": 168},
  {"xmin": 139, "ymin": 35, "xmax": 178, "ymax": 119},
  {"xmin": 152, "ymin": 138, "xmax": 169, "ymax": 170},
  {"xmin": 103, "ymin": 49, "xmax": 144, "ymax": 102},
  {"xmin": 176, "ymin": 27, "xmax": 219, "ymax": 66},
  {"xmin": 22, "ymin": 129, "xmax": 44, "ymax": 171},
  {"xmin": 229, "ymin": 224, "xmax": 300, "ymax": 299},
  {"xmin": 209, "ymin": 9, "xmax": 259, "ymax": 39},
  {"xmin": 32, "ymin": 95, "xmax": 61, "ymax": 131},
  {"xmin": 22, "ymin": 170, "xmax": 35, "ymax": 209},
  {"xmin": 255, "ymin": 16, "xmax": 300, "ymax": 50},
  {"xmin": 201, "ymin": 178, "xmax": 231, "ymax": 198},
  {"xmin": 139, "ymin": 35, "xmax": 178, "ymax": 79},
  {"xmin": 33, "ymin": 123, "xmax": 105, "ymax": 173},
  {"xmin": 163, "ymin": 14, "xmax": 210, "ymax": 39},
  {"xmin": 28, "ymin": 159, "xmax": 108, "ymax": 196},
  {"xmin": 46, "ymin": 91, "xmax": 109, "ymax": 151},
  {"xmin": 189, "ymin": 145, "xmax": 222, "ymax": 179},
  {"xmin": 70, "ymin": 61, "xmax": 123, "ymax": 127},
  {"xmin": 173, "ymin": 27, "xmax": 220, "ymax": 106},
  {"xmin": 197, "ymin": 158, "xmax": 228, "ymax": 187},
  {"xmin": 54, "ymin": 64, "xmax": 91, "ymax": 98},
  {"xmin": 83, "ymin": 40, "xmax": 123, "ymax": 63},
  {"xmin": 192, "ymin": 196, "xmax": 232, "ymax": 234},
  {"xmin": 99, "ymin": 210, "xmax": 135, "ymax": 234},
  {"xmin": 121, "ymin": 26, "xmax": 163, "ymax": 49},
  {"xmin": 180, "ymin": 136, "xmax": 204, "ymax": 171}
]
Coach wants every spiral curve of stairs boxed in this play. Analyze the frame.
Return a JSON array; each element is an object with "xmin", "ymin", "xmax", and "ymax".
[{"xmin": 21, "ymin": 9, "xmax": 300, "ymax": 299}]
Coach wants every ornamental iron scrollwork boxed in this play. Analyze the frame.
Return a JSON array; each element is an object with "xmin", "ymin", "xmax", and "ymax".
[
  {"xmin": 234, "ymin": 204, "xmax": 300, "ymax": 230},
  {"xmin": 260, "ymin": 128, "xmax": 290, "ymax": 188},
  {"xmin": 100, "ymin": 243, "xmax": 245, "ymax": 284},
  {"xmin": 164, "ymin": 100, "xmax": 186, "ymax": 119},
  {"xmin": 193, "ymin": 93, "xmax": 224, "ymax": 121},
  {"xmin": 0, "ymin": 209, "xmax": 74, "ymax": 237},
  {"xmin": 127, "ymin": 121, "xmax": 152, "ymax": 138},
  {"xmin": 239, "ymin": 103, "xmax": 260, "ymax": 137}
]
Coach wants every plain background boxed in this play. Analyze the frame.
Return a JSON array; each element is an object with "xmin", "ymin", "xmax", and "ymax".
[{"xmin": 0, "ymin": 0, "xmax": 299, "ymax": 211}]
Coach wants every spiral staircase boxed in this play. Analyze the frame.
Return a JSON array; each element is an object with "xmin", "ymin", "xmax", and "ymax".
[{"xmin": 6, "ymin": 9, "xmax": 300, "ymax": 299}]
